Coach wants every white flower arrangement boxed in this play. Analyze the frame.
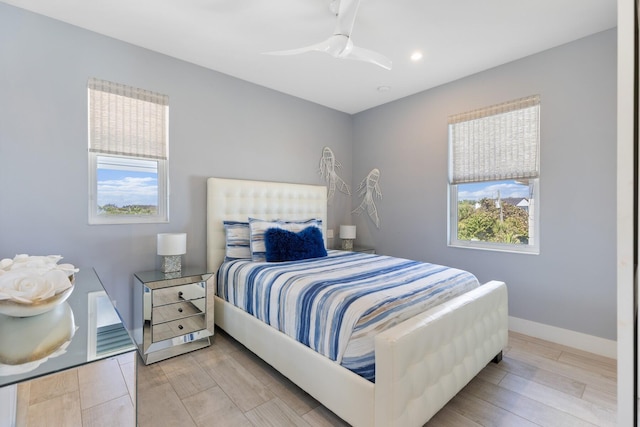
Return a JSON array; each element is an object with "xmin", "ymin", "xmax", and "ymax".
[{"xmin": 0, "ymin": 255, "xmax": 78, "ymax": 304}]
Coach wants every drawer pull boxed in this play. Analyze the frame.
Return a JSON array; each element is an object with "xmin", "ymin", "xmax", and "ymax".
[
  {"xmin": 178, "ymin": 291, "xmax": 183, "ymax": 297},
  {"xmin": 178, "ymin": 308, "xmax": 183, "ymax": 313},
  {"xmin": 178, "ymin": 325, "xmax": 183, "ymax": 330}
]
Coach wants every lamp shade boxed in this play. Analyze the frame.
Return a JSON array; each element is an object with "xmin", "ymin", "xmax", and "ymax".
[
  {"xmin": 339, "ymin": 225, "xmax": 356, "ymax": 240},
  {"xmin": 157, "ymin": 233, "xmax": 187, "ymax": 256}
]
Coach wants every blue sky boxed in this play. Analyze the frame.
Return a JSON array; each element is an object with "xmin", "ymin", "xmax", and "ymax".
[
  {"xmin": 96, "ymin": 172, "xmax": 527, "ymax": 207},
  {"xmin": 458, "ymin": 180, "xmax": 530, "ymax": 201},
  {"xmin": 97, "ymin": 169, "xmax": 157, "ymax": 207}
]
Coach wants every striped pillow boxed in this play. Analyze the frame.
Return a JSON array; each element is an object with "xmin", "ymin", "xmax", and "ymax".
[
  {"xmin": 249, "ymin": 218, "xmax": 323, "ymax": 262},
  {"xmin": 223, "ymin": 221, "xmax": 251, "ymax": 261}
]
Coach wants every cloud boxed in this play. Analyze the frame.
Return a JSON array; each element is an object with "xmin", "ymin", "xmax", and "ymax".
[
  {"xmin": 459, "ymin": 181, "xmax": 530, "ymax": 201},
  {"xmin": 98, "ymin": 176, "xmax": 157, "ymax": 206}
]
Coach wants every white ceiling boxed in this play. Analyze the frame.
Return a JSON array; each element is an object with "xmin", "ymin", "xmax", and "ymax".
[{"xmin": 3, "ymin": 0, "xmax": 617, "ymax": 114}]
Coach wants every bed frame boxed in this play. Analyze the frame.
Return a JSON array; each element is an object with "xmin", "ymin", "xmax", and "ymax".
[{"xmin": 206, "ymin": 177, "xmax": 508, "ymax": 427}]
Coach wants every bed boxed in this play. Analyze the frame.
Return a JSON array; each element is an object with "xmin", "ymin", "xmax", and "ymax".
[{"xmin": 206, "ymin": 177, "xmax": 508, "ymax": 427}]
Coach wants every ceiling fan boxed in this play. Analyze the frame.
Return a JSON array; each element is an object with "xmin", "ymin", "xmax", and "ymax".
[{"xmin": 264, "ymin": 0, "xmax": 392, "ymax": 70}]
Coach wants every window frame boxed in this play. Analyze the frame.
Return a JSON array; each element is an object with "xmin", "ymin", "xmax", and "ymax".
[
  {"xmin": 87, "ymin": 78, "xmax": 169, "ymax": 225},
  {"xmin": 88, "ymin": 153, "xmax": 168, "ymax": 225},
  {"xmin": 447, "ymin": 95, "xmax": 540, "ymax": 254}
]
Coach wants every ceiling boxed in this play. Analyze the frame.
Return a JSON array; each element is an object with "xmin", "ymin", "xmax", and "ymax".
[{"xmin": 3, "ymin": 0, "xmax": 617, "ymax": 114}]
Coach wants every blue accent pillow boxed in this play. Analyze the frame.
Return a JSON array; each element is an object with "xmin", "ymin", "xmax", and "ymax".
[
  {"xmin": 249, "ymin": 217, "xmax": 322, "ymax": 262},
  {"xmin": 264, "ymin": 226, "xmax": 327, "ymax": 262}
]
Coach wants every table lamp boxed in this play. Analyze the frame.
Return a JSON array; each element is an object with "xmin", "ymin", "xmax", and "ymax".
[
  {"xmin": 339, "ymin": 225, "xmax": 356, "ymax": 251},
  {"xmin": 157, "ymin": 233, "xmax": 187, "ymax": 273}
]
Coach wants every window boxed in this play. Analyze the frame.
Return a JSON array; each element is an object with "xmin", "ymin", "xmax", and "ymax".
[
  {"xmin": 88, "ymin": 78, "xmax": 169, "ymax": 224},
  {"xmin": 448, "ymin": 95, "xmax": 540, "ymax": 254}
]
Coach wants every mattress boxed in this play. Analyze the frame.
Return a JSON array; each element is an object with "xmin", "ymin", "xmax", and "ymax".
[{"xmin": 217, "ymin": 250, "xmax": 480, "ymax": 381}]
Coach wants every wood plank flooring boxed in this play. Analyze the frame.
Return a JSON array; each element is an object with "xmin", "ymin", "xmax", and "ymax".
[
  {"xmin": 15, "ymin": 352, "xmax": 135, "ymax": 426},
  {"xmin": 17, "ymin": 329, "xmax": 617, "ymax": 426}
]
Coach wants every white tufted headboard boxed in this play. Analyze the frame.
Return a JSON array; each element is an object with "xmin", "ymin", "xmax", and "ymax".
[{"xmin": 206, "ymin": 177, "xmax": 328, "ymax": 273}]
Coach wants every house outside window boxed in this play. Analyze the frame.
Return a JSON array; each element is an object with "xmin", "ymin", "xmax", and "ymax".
[
  {"xmin": 448, "ymin": 95, "xmax": 540, "ymax": 254},
  {"xmin": 88, "ymin": 78, "xmax": 169, "ymax": 224}
]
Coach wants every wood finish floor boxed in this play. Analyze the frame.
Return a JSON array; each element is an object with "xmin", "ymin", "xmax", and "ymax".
[
  {"xmin": 17, "ymin": 329, "xmax": 616, "ymax": 426},
  {"xmin": 15, "ymin": 352, "xmax": 135, "ymax": 426}
]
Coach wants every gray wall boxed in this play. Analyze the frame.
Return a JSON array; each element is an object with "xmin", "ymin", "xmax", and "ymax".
[
  {"xmin": 0, "ymin": 3, "xmax": 617, "ymax": 341},
  {"xmin": 352, "ymin": 29, "xmax": 617, "ymax": 340},
  {"xmin": 0, "ymin": 3, "xmax": 353, "ymax": 326}
]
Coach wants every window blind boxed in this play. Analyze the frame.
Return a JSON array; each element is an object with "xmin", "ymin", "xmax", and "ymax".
[
  {"xmin": 88, "ymin": 78, "xmax": 169, "ymax": 160},
  {"xmin": 448, "ymin": 95, "xmax": 540, "ymax": 184}
]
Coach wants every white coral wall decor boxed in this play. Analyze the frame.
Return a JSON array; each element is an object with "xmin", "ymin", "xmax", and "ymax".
[
  {"xmin": 319, "ymin": 146, "xmax": 351, "ymax": 202},
  {"xmin": 352, "ymin": 168, "xmax": 382, "ymax": 229}
]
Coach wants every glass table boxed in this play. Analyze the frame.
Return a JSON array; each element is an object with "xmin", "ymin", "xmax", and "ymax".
[{"xmin": 0, "ymin": 268, "xmax": 135, "ymax": 425}]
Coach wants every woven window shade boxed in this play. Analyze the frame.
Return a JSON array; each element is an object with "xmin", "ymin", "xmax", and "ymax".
[
  {"xmin": 448, "ymin": 95, "xmax": 540, "ymax": 184},
  {"xmin": 88, "ymin": 78, "xmax": 168, "ymax": 160}
]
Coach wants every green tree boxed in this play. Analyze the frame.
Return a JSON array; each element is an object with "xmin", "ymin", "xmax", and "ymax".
[
  {"xmin": 457, "ymin": 200, "xmax": 475, "ymax": 222},
  {"xmin": 98, "ymin": 204, "xmax": 157, "ymax": 216},
  {"xmin": 458, "ymin": 210, "xmax": 496, "ymax": 241},
  {"xmin": 458, "ymin": 197, "xmax": 529, "ymax": 245}
]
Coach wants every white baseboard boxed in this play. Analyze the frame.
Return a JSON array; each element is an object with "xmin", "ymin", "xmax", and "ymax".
[{"xmin": 508, "ymin": 316, "xmax": 616, "ymax": 359}]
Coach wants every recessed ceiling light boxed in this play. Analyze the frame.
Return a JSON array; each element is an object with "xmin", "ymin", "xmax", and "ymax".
[
  {"xmin": 410, "ymin": 51, "xmax": 423, "ymax": 62},
  {"xmin": 377, "ymin": 86, "xmax": 391, "ymax": 92}
]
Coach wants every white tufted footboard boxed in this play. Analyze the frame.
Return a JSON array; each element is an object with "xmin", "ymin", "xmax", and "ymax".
[
  {"xmin": 214, "ymin": 280, "xmax": 507, "ymax": 427},
  {"xmin": 374, "ymin": 280, "xmax": 508, "ymax": 426}
]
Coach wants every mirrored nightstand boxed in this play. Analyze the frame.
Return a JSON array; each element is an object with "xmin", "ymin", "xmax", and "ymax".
[{"xmin": 132, "ymin": 268, "xmax": 214, "ymax": 364}]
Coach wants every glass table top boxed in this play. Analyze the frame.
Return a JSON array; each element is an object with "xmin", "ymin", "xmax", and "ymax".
[{"xmin": 0, "ymin": 268, "xmax": 135, "ymax": 388}]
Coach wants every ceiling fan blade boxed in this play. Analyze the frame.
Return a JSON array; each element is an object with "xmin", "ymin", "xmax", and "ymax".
[
  {"xmin": 263, "ymin": 41, "xmax": 329, "ymax": 57},
  {"xmin": 263, "ymin": 35, "xmax": 348, "ymax": 57},
  {"xmin": 344, "ymin": 45, "xmax": 393, "ymax": 70}
]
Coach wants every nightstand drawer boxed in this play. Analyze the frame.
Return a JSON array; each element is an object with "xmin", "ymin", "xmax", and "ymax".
[
  {"xmin": 152, "ymin": 314, "xmax": 206, "ymax": 342},
  {"xmin": 152, "ymin": 299, "xmax": 205, "ymax": 325},
  {"xmin": 152, "ymin": 282, "xmax": 206, "ymax": 306}
]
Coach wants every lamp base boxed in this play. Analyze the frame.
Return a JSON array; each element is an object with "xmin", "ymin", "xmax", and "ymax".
[
  {"xmin": 161, "ymin": 255, "xmax": 182, "ymax": 273},
  {"xmin": 341, "ymin": 239, "xmax": 354, "ymax": 251}
]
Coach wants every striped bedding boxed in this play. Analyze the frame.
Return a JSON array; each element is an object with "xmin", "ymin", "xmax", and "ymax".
[{"xmin": 217, "ymin": 250, "xmax": 480, "ymax": 382}]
